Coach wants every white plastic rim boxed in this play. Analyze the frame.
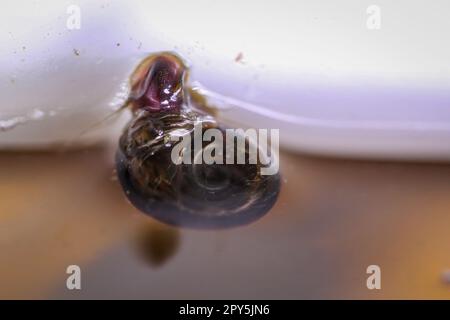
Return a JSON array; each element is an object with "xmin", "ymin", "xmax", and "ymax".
[{"xmin": 0, "ymin": 0, "xmax": 449, "ymax": 159}]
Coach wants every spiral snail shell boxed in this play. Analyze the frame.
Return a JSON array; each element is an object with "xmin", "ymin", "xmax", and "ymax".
[{"xmin": 116, "ymin": 52, "xmax": 280, "ymax": 228}]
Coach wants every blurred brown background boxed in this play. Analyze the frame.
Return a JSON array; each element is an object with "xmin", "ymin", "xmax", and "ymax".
[{"xmin": 0, "ymin": 146, "xmax": 450, "ymax": 299}]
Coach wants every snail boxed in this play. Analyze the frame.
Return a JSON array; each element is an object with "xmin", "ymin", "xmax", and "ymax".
[{"xmin": 116, "ymin": 52, "xmax": 280, "ymax": 229}]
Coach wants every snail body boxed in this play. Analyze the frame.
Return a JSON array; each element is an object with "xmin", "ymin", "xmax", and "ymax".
[{"xmin": 117, "ymin": 53, "xmax": 280, "ymax": 228}]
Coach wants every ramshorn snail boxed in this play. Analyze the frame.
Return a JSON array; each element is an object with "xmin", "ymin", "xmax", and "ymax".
[{"xmin": 116, "ymin": 52, "xmax": 280, "ymax": 228}]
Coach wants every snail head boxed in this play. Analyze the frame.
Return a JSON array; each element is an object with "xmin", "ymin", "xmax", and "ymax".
[{"xmin": 128, "ymin": 52, "xmax": 187, "ymax": 113}]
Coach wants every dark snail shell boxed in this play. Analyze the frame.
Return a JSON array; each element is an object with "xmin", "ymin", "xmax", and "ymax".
[{"xmin": 116, "ymin": 53, "xmax": 280, "ymax": 229}]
